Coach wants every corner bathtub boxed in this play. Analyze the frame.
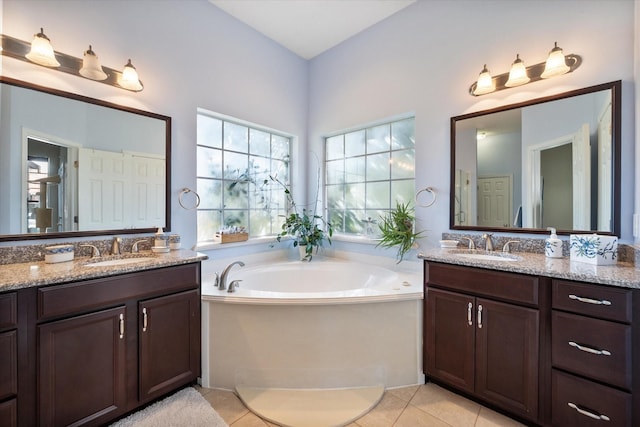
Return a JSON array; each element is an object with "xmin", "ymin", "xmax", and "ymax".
[{"xmin": 201, "ymin": 258, "xmax": 424, "ymax": 390}]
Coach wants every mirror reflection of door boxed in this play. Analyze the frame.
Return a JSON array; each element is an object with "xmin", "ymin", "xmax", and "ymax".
[
  {"xmin": 477, "ymin": 175, "xmax": 512, "ymax": 227},
  {"xmin": 24, "ymin": 137, "xmax": 79, "ymax": 233},
  {"xmin": 527, "ymin": 123, "xmax": 590, "ymax": 230},
  {"xmin": 540, "ymin": 145, "xmax": 573, "ymax": 229},
  {"xmin": 598, "ymin": 100, "xmax": 612, "ymax": 230}
]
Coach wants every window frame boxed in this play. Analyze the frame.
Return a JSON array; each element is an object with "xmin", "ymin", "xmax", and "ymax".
[
  {"xmin": 324, "ymin": 115, "xmax": 416, "ymax": 239},
  {"xmin": 195, "ymin": 108, "xmax": 293, "ymax": 246}
]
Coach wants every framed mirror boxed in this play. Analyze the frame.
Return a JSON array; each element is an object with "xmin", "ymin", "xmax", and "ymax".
[
  {"xmin": 0, "ymin": 76, "xmax": 171, "ymax": 241},
  {"xmin": 450, "ymin": 80, "xmax": 620, "ymax": 235}
]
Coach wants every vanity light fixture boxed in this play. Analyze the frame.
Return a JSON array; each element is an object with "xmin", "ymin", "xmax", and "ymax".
[
  {"xmin": 469, "ymin": 42, "xmax": 581, "ymax": 96},
  {"xmin": 25, "ymin": 28, "xmax": 60, "ymax": 67},
  {"xmin": 472, "ymin": 64, "xmax": 495, "ymax": 96},
  {"xmin": 0, "ymin": 29, "xmax": 144, "ymax": 92},
  {"xmin": 118, "ymin": 59, "xmax": 143, "ymax": 91},
  {"xmin": 540, "ymin": 42, "xmax": 571, "ymax": 78},
  {"xmin": 79, "ymin": 45, "xmax": 108, "ymax": 81},
  {"xmin": 504, "ymin": 54, "xmax": 530, "ymax": 87}
]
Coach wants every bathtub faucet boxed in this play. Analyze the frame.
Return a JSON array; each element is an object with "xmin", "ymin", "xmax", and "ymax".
[{"xmin": 217, "ymin": 260, "xmax": 245, "ymax": 290}]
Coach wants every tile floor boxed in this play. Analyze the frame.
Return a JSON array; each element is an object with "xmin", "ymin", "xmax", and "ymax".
[{"xmin": 197, "ymin": 383, "xmax": 526, "ymax": 427}]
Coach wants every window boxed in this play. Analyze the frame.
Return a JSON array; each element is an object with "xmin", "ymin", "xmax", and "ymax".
[
  {"xmin": 196, "ymin": 110, "xmax": 291, "ymax": 243},
  {"xmin": 325, "ymin": 117, "xmax": 415, "ymax": 236}
]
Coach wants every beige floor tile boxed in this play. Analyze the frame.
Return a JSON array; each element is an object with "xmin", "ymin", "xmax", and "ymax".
[
  {"xmin": 352, "ymin": 392, "xmax": 408, "ymax": 427},
  {"xmin": 195, "ymin": 384, "xmax": 212, "ymax": 397},
  {"xmin": 204, "ymin": 389, "xmax": 250, "ymax": 425},
  {"xmin": 386, "ymin": 385, "xmax": 419, "ymax": 403},
  {"xmin": 475, "ymin": 407, "xmax": 525, "ymax": 427},
  {"xmin": 410, "ymin": 383, "xmax": 480, "ymax": 427},
  {"xmin": 230, "ymin": 411, "xmax": 275, "ymax": 427},
  {"xmin": 394, "ymin": 404, "xmax": 452, "ymax": 427}
]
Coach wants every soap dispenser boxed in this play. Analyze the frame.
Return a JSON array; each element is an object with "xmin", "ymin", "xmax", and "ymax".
[
  {"xmin": 545, "ymin": 227, "xmax": 563, "ymax": 258},
  {"xmin": 154, "ymin": 226, "xmax": 167, "ymax": 247}
]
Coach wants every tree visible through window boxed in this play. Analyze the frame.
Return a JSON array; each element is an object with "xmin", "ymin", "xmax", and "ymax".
[
  {"xmin": 325, "ymin": 117, "xmax": 415, "ymax": 236},
  {"xmin": 196, "ymin": 111, "xmax": 291, "ymax": 243}
]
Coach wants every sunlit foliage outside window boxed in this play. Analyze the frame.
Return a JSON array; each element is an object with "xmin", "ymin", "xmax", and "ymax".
[
  {"xmin": 196, "ymin": 111, "xmax": 291, "ymax": 243},
  {"xmin": 325, "ymin": 117, "xmax": 415, "ymax": 236}
]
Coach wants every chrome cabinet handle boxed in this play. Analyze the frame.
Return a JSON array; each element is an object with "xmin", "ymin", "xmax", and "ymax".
[
  {"xmin": 467, "ymin": 302, "xmax": 473, "ymax": 326},
  {"xmin": 119, "ymin": 313, "xmax": 124, "ymax": 339},
  {"xmin": 568, "ymin": 294, "xmax": 612, "ymax": 306},
  {"xmin": 142, "ymin": 307, "xmax": 148, "ymax": 332},
  {"xmin": 567, "ymin": 402, "xmax": 611, "ymax": 421},
  {"xmin": 477, "ymin": 304, "xmax": 483, "ymax": 329},
  {"xmin": 568, "ymin": 341, "xmax": 611, "ymax": 356}
]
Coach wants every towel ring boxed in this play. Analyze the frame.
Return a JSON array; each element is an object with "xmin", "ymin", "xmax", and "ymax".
[
  {"xmin": 416, "ymin": 187, "xmax": 436, "ymax": 207},
  {"xmin": 178, "ymin": 188, "xmax": 201, "ymax": 210}
]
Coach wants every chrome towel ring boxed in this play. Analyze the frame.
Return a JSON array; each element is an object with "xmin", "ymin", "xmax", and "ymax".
[
  {"xmin": 178, "ymin": 188, "xmax": 201, "ymax": 210},
  {"xmin": 415, "ymin": 187, "xmax": 436, "ymax": 207}
]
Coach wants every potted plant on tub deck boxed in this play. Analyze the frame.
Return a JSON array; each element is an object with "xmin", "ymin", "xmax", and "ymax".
[
  {"xmin": 269, "ymin": 175, "xmax": 333, "ymax": 261},
  {"xmin": 377, "ymin": 202, "xmax": 422, "ymax": 263}
]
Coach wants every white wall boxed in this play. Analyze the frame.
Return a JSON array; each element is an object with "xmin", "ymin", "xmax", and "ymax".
[
  {"xmin": 0, "ymin": 0, "xmax": 637, "ymax": 255},
  {"xmin": 309, "ymin": 0, "xmax": 636, "ymax": 247},
  {"xmin": 0, "ymin": 0, "xmax": 308, "ymax": 250}
]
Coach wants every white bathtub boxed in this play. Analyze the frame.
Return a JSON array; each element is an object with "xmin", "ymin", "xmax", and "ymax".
[
  {"xmin": 202, "ymin": 259, "xmax": 421, "ymax": 304},
  {"xmin": 201, "ymin": 256, "xmax": 424, "ymax": 390}
]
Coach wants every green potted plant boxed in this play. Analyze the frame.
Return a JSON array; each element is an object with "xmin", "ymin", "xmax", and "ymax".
[
  {"xmin": 376, "ymin": 202, "xmax": 422, "ymax": 263},
  {"xmin": 268, "ymin": 175, "xmax": 333, "ymax": 261}
]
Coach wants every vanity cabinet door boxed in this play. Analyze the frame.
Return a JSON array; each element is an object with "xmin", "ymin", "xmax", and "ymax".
[
  {"xmin": 138, "ymin": 289, "xmax": 200, "ymax": 402},
  {"xmin": 475, "ymin": 298, "xmax": 539, "ymax": 419},
  {"xmin": 425, "ymin": 288, "xmax": 475, "ymax": 393},
  {"xmin": 38, "ymin": 306, "xmax": 127, "ymax": 427}
]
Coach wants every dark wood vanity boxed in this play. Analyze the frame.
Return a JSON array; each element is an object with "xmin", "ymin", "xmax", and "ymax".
[
  {"xmin": 0, "ymin": 261, "xmax": 201, "ymax": 427},
  {"xmin": 424, "ymin": 260, "xmax": 639, "ymax": 427}
]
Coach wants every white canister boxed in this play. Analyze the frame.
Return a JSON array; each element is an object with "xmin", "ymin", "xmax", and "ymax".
[{"xmin": 169, "ymin": 234, "xmax": 181, "ymax": 250}]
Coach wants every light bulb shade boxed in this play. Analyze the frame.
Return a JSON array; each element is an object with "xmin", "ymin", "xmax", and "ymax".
[
  {"xmin": 119, "ymin": 59, "xmax": 143, "ymax": 91},
  {"xmin": 505, "ymin": 54, "xmax": 530, "ymax": 87},
  {"xmin": 25, "ymin": 28, "xmax": 60, "ymax": 67},
  {"xmin": 541, "ymin": 42, "xmax": 570, "ymax": 79},
  {"xmin": 79, "ymin": 45, "xmax": 108, "ymax": 81},
  {"xmin": 473, "ymin": 64, "xmax": 495, "ymax": 95}
]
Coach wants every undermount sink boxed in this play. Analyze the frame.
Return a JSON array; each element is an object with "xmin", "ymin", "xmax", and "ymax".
[
  {"xmin": 451, "ymin": 252, "xmax": 520, "ymax": 262},
  {"xmin": 83, "ymin": 257, "xmax": 155, "ymax": 267}
]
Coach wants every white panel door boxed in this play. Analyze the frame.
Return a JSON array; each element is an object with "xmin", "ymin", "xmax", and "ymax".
[
  {"xmin": 598, "ymin": 102, "xmax": 612, "ymax": 231},
  {"xmin": 78, "ymin": 148, "xmax": 132, "ymax": 231},
  {"xmin": 572, "ymin": 124, "xmax": 591, "ymax": 231},
  {"xmin": 477, "ymin": 176, "xmax": 512, "ymax": 227},
  {"xmin": 130, "ymin": 155, "xmax": 166, "ymax": 228}
]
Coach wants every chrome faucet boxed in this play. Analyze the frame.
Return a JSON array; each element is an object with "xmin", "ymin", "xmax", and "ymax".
[
  {"xmin": 482, "ymin": 233, "xmax": 494, "ymax": 251},
  {"xmin": 460, "ymin": 237, "xmax": 476, "ymax": 250},
  {"xmin": 131, "ymin": 240, "xmax": 148, "ymax": 253},
  {"xmin": 111, "ymin": 237, "xmax": 122, "ymax": 255},
  {"xmin": 217, "ymin": 260, "xmax": 245, "ymax": 290},
  {"xmin": 502, "ymin": 240, "xmax": 520, "ymax": 253},
  {"xmin": 227, "ymin": 280, "xmax": 242, "ymax": 293},
  {"xmin": 80, "ymin": 244, "xmax": 101, "ymax": 258}
]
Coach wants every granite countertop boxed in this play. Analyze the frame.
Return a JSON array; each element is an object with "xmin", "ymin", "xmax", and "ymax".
[
  {"xmin": 419, "ymin": 248, "xmax": 640, "ymax": 289},
  {"xmin": 0, "ymin": 249, "xmax": 208, "ymax": 292}
]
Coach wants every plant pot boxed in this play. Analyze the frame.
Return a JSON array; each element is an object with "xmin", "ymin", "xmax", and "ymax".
[{"xmin": 298, "ymin": 244, "xmax": 310, "ymax": 261}]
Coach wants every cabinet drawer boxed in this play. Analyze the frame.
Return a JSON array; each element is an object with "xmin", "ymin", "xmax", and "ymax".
[
  {"xmin": 552, "ymin": 311, "xmax": 631, "ymax": 390},
  {"xmin": 553, "ymin": 280, "xmax": 631, "ymax": 322},
  {"xmin": 0, "ymin": 293, "xmax": 17, "ymax": 331},
  {"xmin": 426, "ymin": 262, "xmax": 538, "ymax": 306},
  {"xmin": 0, "ymin": 398, "xmax": 17, "ymax": 427},
  {"xmin": 38, "ymin": 263, "xmax": 200, "ymax": 320},
  {"xmin": 0, "ymin": 330, "xmax": 17, "ymax": 401},
  {"xmin": 552, "ymin": 370, "xmax": 631, "ymax": 427}
]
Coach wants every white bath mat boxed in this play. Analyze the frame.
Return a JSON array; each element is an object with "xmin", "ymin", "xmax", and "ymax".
[
  {"xmin": 236, "ymin": 385, "xmax": 384, "ymax": 427},
  {"xmin": 110, "ymin": 387, "xmax": 228, "ymax": 427}
]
